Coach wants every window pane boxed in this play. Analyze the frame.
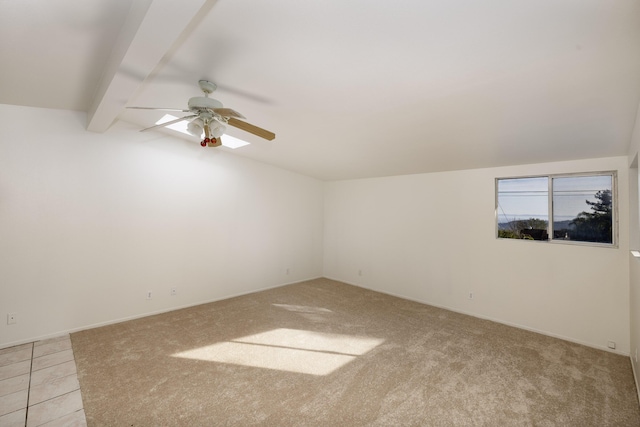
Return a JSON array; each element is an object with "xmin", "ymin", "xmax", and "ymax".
[
  {"xmin": 552, "ymin": 175, "xmax": 613, "ymax": 244},
  {"xmin": 497, "ymin": 177, "xmax": 549, "ymax": 240}
]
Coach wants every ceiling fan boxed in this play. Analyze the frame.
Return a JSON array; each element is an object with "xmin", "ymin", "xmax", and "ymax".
[{"xmin": 127, "ymin": 80, "xmax": 275, "ymax": 147}]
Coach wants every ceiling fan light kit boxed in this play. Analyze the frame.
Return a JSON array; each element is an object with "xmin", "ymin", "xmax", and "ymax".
[
  {"xmin": 202, "ymin": 120, "xmax": 222, "ymax": 148},
  {"xmin": 187, "ymin": 117, "xmax": 204, "ymax": 137},
  {"xmin": 127, "ymin": 80, "xmax": 275, "ymax": 148},
  {"xmin": 209, "ymin": 120, "xmax": 226, "ymax": 138}
]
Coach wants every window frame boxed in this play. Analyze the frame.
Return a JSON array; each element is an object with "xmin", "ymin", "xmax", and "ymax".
[{"xmin": 495, "ymin": 171, "xmax": 618, "ymax": 248}]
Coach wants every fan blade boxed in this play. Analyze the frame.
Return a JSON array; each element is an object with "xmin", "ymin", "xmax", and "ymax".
[
  {"xmin": 227, "ymin": 117, "xmax": 275, "ymax": 141},
  {"xmin": 127, "ymin": 107, "xmax": 191, "ymax": 112},
  {"xmin": 213, "ymin": 108, "xmax": 246, "ymax": 120},
  {"xmin": 140, "ymin": 115, "xmax": 197, "ymax": 132}
]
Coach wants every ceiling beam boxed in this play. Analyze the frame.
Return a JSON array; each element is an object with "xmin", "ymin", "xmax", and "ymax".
[{"xmin": 87, "ymin": 0, "xmax": 210, "ymax": 133}]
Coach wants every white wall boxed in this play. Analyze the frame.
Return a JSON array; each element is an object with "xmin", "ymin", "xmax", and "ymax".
[
  {"xmin": 0, "ymin": 104, "xmax": 324, "ymax": 348},
  {"xmin": 627, "ymin": 104, "xmax": 640, "ymax": 390},
  {"xmin": 1, "ymin": 103, "xmax": 632, "ymax": 359},
  {"xmin": 324, "ymin": 157, "xmax": 630, "ymax": 354}
]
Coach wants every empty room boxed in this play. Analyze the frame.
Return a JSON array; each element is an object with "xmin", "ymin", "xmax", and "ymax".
[{"xmin": 2, "ymin": 0, "xmax": 640, "ymax": 426}]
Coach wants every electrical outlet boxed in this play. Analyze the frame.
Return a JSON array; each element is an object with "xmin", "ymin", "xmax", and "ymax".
[
  {"xmin": 7, "ymin": 313, "xmax": 16, "ymax": 325},
  {"xmin": 170, "ymin": 288, "xmax": 177, "ymax": 296},
  {"xmin": 286, "ymin": 268, "xmax": 290, "ymax": 275},
  {"xmin": 607, "ymin": 341, "xmax": 616, "ymax": 350},
  {"xmin": 146, "ymin": 291, "xmax": 152, "ymax": 300},
  {"xmin": 468, "ymin": 292, "xmax": 474, "ymax": 300},
  {"xmin": 358, "ymin": 269, "xmax": 363, "ymax": 276}
]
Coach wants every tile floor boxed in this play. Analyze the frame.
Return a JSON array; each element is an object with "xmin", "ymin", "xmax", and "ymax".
[{"xmin": 0, "ymin": 335, "xmax": 87, "ymax": 427}]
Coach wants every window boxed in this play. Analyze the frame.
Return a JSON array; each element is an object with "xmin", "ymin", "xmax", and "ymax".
[{"xmin": 496, "ymin": 172, "xmax": 616, "ymax": 246}]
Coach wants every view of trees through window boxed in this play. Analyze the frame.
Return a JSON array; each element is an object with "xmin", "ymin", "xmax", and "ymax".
[{"xmin": 496, "ymin": 173, "xmax": 614, "ymax": 245}]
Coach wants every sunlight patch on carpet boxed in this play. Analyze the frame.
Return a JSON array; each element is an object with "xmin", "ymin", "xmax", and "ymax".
[
  {"xmin": 172, "ymin": 328, "xmax": 384, "ymax": 375},
  {"xmin": 271, "ymin": 303, "xmax": 333, "ymax": 314}
]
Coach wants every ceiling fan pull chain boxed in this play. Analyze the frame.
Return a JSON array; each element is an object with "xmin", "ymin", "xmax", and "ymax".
[{"xmin": 201, "ymin": 123, "xmax": 211, "ymax": 147}]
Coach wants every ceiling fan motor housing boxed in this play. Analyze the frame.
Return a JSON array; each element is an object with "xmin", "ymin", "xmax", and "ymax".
[{"xmin": 188, "ymin": 96, "xmax": 223, "ymax": 111}]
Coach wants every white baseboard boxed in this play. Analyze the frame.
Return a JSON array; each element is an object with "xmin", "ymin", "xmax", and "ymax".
[
  {"xmin": 324, "ymin": 275, "xmax": 629, "ymax": 357},
  {"xmin": 2, "ymin": 275, "xmax": 628, "ymax": 358},
  {"xmin": 0, "ymin": 276, "xmax": 322, "ymax": 350}
]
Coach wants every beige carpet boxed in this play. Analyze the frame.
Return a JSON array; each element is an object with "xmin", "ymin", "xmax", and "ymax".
[{"xmin": 71, "ymin": 278, "xmax": 640, "ymax": 426}]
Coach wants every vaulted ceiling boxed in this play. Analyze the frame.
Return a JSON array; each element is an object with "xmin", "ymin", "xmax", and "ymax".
[{"xmin": 2, "ymin": 0, "xmax": 640, "ymax": 180}]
